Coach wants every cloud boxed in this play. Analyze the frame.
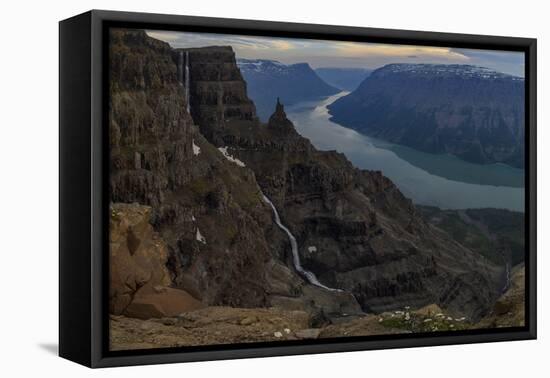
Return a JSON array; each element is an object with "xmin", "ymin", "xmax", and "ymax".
[
  {"xmin": 145, "ymin": 30, "xmax": 298, "ymax": 51},
  {"xmin": 146, "ymin": 30, "xmax": 181, "ymax": 42},
  {"xmin": 449, "ymin": 48, "xmax": 525, "ymax": 76},
  {"xmin": 144, "ymin": 29, "xmax": 524, "ymax": 76}
]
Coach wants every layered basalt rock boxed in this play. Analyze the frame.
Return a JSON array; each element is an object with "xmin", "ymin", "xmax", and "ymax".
[
  {"xmin": 184, "ymin": 46, "xmax": 504, "ymax": 319},
  {"xmin": 110, "ymin": 30, "xmax": 505, "ymax": 322},
  {"xmin": 109, "ymin": 30, "xmax": 299, "ymax": 310},
  {"xmin": 176, "ymin": 46, "xmax": 258, "ymax": 143}
]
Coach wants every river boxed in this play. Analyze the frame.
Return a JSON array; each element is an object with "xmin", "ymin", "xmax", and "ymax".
[{"xmin": 285, "ymin": 92, "xmax": 525, "ymax": 212}]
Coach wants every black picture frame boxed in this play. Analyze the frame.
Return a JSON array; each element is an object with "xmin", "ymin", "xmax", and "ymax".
[{"xmin": 59, "ymin": 9, "xmax": 537, "ymax": 368}]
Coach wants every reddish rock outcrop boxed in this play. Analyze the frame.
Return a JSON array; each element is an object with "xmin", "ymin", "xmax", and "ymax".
[{"xmin": 109, "ymin": 203, "xmax": 202, "ymax": 318}]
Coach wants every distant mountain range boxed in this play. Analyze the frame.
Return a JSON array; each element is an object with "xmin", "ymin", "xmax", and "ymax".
[
  {"xmin": 328, "ymin": 64, "xmax": 525, "ymax": 168},
  {"xmin": 315, "ymin": 67, "xmax": 372, "ymax": 91},
  {"xmin": 238, "ymin": 59, "xmax": 340, "ymax": 121}
]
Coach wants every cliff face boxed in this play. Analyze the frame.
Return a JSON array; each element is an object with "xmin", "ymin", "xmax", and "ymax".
[
  {"xmin": 328, "ymin": 64, "xmax": 525, "ymax": 168},
  {"xmin": 180, "ymin": 47, "xmax": 258, "ymax": 142},
  {"xmin": 110, "ymin": 29, "xmax": 364, "ymax": 319},
  {"xmin": 183, "ymin": 46, "xmax": 504, "ymax": 319},
  {"xmin": 109, "ymin": 30, "xmax": 195, "ymax": 210},
  {"xmin": 109, "ymin": 30, "xmax": 300, "ymax": 309}
]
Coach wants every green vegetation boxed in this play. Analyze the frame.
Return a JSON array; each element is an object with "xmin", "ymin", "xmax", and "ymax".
[{"xmin": 380, "ymin": 309, "xmax": 471, "ymax": 333}]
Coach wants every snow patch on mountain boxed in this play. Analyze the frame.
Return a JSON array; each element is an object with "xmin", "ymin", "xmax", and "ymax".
[
  {"xmin": 218, "ymin": 146, "xmax": 246, "ymax": 167},
  {"xmin": 196, "ymin": 228, "xmax": 206, "ymax": 244},
  {"xmin": 192, "ymin": 139, "xmax": 201, "ymax": 156},
  {"xmin": 237, "ymin": 59, "xmax": 301, "ymax": 76},
  {"xmin": 374, "ymin": 64, "xmax": 524, "ymax": 81}
]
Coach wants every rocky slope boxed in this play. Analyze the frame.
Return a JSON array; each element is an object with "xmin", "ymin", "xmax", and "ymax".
[
  {"xmin": 109, "ymin": 203, "xmax": 204, "ymax": 319},
  {"xmin": 110, "ymin": 29, "xmax": 291, "ymax": 309},
  {"xmin": 418, "ymin": 206, "xmax": 525, "ymax": 266},
  {"xmin": 110, "ymin": 306, "xmax": 391, "ymax": 350},
  {"xmin": 109, "ymin": 204, "xmax": 523, "ymax": 350},
  {"xmin": 477, "ymin": 265, "xmax": 525, "ymax": 328},
  {"xmin": 111, "ymin": 263, "xmax": 525, "ymax": 351},
  {"xmin": 181, "ymin": 45, "xmax": 505, "ymax": 320},
  {"xmin": 110, "ymin": 301, "xmax": 480, "ymax": 350},
  {"xmin": 237, "ymin": 59, "xmax": 340, "ymax": 121},
  {"xmin": 328, "ymin": 64, "xmax": 525, "ymax": 168},
  {"xmin": 109, "ymin": 29, "xmax": 361, "ymax": 319}
]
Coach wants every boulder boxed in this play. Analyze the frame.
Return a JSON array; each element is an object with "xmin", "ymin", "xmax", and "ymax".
[
  {"xmin": 110, "ymin": 203, "xmax": 188, "ymax": 315},
  {"xmin": 415, "ymin": 304, "xmax": 444, "ymax": 317},
  {"xmin": 125, "ymin": 286, "xmax": 204, "ymax": 319},
  {"xmin": 295, "ymin": 328, "xmax": 321, "ymax": 339}
]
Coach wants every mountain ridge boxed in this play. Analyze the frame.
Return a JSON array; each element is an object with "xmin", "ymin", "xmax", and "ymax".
[
  {"xmin": 237, "ymin": 58, "xmax": 340, "ymax": 121},
  {"xmin": 328, "ymin": 63, "xmax": 525, "ymax": 168}
]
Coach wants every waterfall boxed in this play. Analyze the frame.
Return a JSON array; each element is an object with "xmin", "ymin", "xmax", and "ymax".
[
  {"xmin": 261, "ymin": 193, "xmax": 341, "ymax": 292},
  {"xmin": 185, "ymin": 51, "xmax": 190, "ymax": 113},
  {"xmin": 178, "ymin": 51, "xmax": 184, "ymax": 86},
  {"xmin": 501, "ymin": 262, "xmax": 511, "ymax": 293}
]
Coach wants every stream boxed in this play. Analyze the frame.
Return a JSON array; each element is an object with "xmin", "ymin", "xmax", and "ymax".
[{"xmin": 261, "ymin": 193, "xmax": 341, "ymax": 292}]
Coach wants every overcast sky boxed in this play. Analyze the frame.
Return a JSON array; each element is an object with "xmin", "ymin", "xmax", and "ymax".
[{"xmin": 146, "ymin": 30, "xmax": 525, "ymax": 77}]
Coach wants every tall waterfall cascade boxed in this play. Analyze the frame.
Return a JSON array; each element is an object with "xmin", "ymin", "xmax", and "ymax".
[
  {"xmin": 185, "ymin": 51, "xmax": 190, "ymax": 113},
  {"xmin": 261, "ymin": 193, "xmax": 341, "ymax": 292},
  {"xmin": 178, "ymin": 51, "xmax": 184, "ymax": 85},
  {"xmin": 178, "ymin": 50, "xmax": 191, "ymax": 113}
]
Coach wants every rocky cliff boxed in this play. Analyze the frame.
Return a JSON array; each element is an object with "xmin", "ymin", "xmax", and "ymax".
[
  {"xmin": 109, "ymin": 29, "xmax": 362, "ymax": 319},
  {"xmin": 328, "ymin": 64, "xmax": 525, "ymax": 168},
  {"xmin": 110, "ymin": 29, "xmax": 295, "ymax": 309},
  {"xmin": 181, "ymin": 45, "xmax": 505, "ymax": 319}
]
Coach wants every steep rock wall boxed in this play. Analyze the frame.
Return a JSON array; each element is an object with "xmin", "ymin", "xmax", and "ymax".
[
  {"xmin": 184, "ymin": 46, "xmax": 504, "ymax": 319},
  {"xmin": 109, "ymin": 30, "xmax": 296, "ymax": 309}
]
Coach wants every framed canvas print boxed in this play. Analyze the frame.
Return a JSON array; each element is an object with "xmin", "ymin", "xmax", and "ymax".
[{"xmin": 59, "ymin": 10, "xmax": 536, "ymax": 368}]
